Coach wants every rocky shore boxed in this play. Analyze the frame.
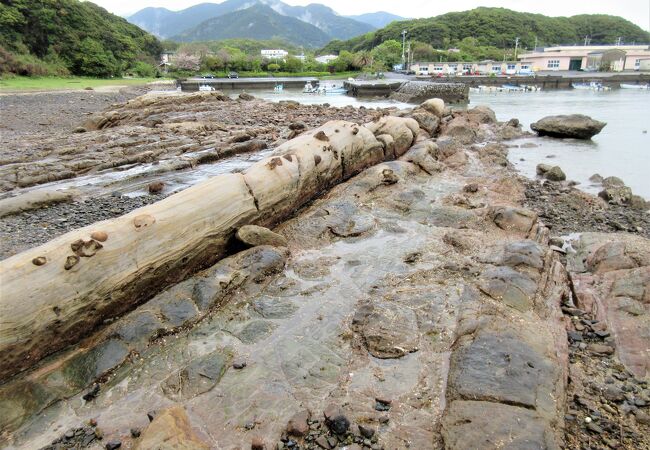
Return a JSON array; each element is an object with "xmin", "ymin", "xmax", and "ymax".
[{"xmin": 0, "ymin": 89, "xmax": 648, "ymax": 450}]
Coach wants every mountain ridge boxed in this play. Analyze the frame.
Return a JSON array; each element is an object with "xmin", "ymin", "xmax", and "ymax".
[
  {"xmin": 128, "ymin": 0, "xmax": 374, "ymax": 41},
  {"xmin": 170, "ymin": 4, "xmax": 332, "ymax": 47}
]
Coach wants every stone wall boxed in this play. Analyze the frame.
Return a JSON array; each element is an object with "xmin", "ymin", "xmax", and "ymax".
[{"xmin": 390, "ymin": 81, "xmax": 469, "ymax": 104}]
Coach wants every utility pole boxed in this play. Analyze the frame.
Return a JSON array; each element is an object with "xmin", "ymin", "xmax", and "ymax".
[
  {"xmin": 514, "ymin": 37, "xmax": 520, "ymax": 61},
  {"xmin": 401, "ymin": 30, "xmax": 407, "ymax": 70}
]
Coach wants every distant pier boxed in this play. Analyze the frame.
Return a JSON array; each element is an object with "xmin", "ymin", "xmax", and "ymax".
[{"xmin": 416, "ymin": 72, "xmax": 650, "ymax": 90}]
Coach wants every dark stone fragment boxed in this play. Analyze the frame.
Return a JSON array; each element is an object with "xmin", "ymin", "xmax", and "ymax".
[
  {"xmin": 130, "ymin": 428, "xmax": 141, "ymax": 438},
  {"xmin": 358, "ymin": 424, "xmax": 375, "ymax": 438},
  {"xmin": 568, "ymin": 331, "xmax": 583, "ymax": 342},
  {"xmin": 105, "ymin": 440, "xmax": 121, "ymax": 450},
  {"xmin": 82, "ymin": 383, "xmax": 100, "ymax": 401}
]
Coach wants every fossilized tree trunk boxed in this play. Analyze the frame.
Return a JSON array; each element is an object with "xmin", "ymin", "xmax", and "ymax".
[{"xmin": 0, "ymin": 117, "xmax": 418, "ymax": 381}]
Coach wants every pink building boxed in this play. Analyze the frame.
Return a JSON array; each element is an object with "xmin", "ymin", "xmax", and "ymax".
[{"xmin": 519, "ymin": 45, "xmax": 650, "ymax": 71}]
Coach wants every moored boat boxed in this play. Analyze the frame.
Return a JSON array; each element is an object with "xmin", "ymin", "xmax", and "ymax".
[
  {"xmin": 620, "ymin": 83, "xmax": 650, "ymax": 90},
  {"xmin": 572, "ymin": 81, "xmax": 611, "ymax": 91}
]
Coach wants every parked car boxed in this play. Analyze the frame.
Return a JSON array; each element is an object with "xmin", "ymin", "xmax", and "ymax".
[
  {"xmin": 228, "ymin": 71, "xmax": 239, "ymax": 79},
  {"xmin": 202, "ymin": 74, "xmax": 215, "ymax": 79}
]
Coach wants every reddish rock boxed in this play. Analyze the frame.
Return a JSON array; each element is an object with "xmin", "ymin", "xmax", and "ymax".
[{"xmin": 286, "ymin": 409, "xmax": 310, "ymax": 437}]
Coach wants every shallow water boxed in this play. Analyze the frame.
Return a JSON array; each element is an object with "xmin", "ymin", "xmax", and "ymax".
[
  {"xmin": 227, "ymin": 87, "xmax": 649, "ymax": 198},
  {"xmin": 470, "ymin": 89, "xmax": 650, "ymax": 199}
]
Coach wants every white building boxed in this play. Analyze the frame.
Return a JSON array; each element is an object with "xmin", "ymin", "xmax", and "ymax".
[
  {"xmin": 315, "ymin": 54, "xmax": 338, "ymax": 64},
  {"xmin": 261, "ymin": 49, "xmax": 289, "ymax": 60},
  {"xmin": 519, "ymin": 45, "xmax": 650, "ymax": 72},
  {"xmin": 409, "ymin": 60, "xmax": 533, "ymax": 76}
]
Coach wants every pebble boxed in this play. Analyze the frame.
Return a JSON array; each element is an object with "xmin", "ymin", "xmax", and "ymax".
[
  {"xmin": 251, "ymin": 437, "xmax": 265, "ymax": 450},
  {"xmin": 233, "ymin": 360, "xmax": 247, "ymax": 370},
  {"xmin": 105, "ymin": 440, "xmax": 121, "ymax": 450}
]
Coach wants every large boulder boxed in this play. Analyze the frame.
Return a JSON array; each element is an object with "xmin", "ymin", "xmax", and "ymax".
[
  {"xmin": 530, "ymin": 114, "xmax": 606, "ymax": 139},
  {"xmin": 420, "ymin": 98, "xmax": 445, "ymax": 117}
]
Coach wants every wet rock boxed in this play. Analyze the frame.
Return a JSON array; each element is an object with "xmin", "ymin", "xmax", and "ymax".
[
  {"xmin": 598, "ymin": 186, "xmax": 633, "ymax": 205},
  {"xmin": 352, "ymin": 301, "xmax": 419, "ymax": 358},
  {"xmin": 158, "ymin": 296, "xmax": 199, "ymax": 328},
  {"xmin": 602, "ymin": 176, "xmax": 625, "ymax": 188},
  {"xmin": 478, "ymin": 266, "xmax": 537, "ymax": 312},
  {"xmin": 62, "ymin": 339, "xmax": 129, "ymax": 389},
  {"xmin": 235, "ymin": 320, "xmax": 277, "ymax": 344},
  {"xmin": 136, "ymin": 405, "xmax": 210, "ymax": 449},
  {"xmin": 112, "ymin": 311, "xmax": 164, "ymax": 346},
  {"xmin": 442, "ymin": 400, "xmax": 555, "ymax": 449},
  {"xmin": 324, "ymin": 404, "xmax": 350, "ymax": 435},
  {"xmin": 148, "ymin": 182, "xmax": 164, "ymax": 194},
  {"xmin": 239, "ymin": 92, "xmax": 254, "ymax": 101},
  {"xmin": 500, "ymin": 240, "xmax": 545, "ymax": 269},
  {"xmin": 531, "ymin": 114, "xmax": 606, "ymax": 139},
  {"xmin": 546, "ymin": 166, "xmax": 566, "ymax": 182},
  {"xmin": 489, "ymin": 206, "xmax": 537, "ymax": 233},
  {"xmin": 326, "ymin": 201, "xmax": 376, "ymax": 238},
  {"xmin": 429, "ymin": 206, "xmax": 478, "ymax": 229},
  {"xmin": 286, "ymin": 409, "xmax": 310, "ymax": 437},
  {"xmin": 448, "ymin": 332, "xmax": 555, "ymax": 411},
  {"xmin": 161, "ymin": 351, "xmax": 230, "ymax": 401},
  {"xmin": 236, "ymin": 225, "xmax": 288, "ymax": 248},
  {"xmin": 252, "ymin": 296, "xmax": 297, "ymax": 319}
]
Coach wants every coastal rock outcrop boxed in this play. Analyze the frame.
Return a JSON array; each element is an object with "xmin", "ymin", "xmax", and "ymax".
[{"xmin": 530, "ymin": 114, "xmax": 606, "ymax": 139}]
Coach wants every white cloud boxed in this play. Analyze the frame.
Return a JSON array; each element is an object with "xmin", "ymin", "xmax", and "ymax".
[{"xmin": 89, "ymin": 0, "xmax": 649, "ymax": 30}]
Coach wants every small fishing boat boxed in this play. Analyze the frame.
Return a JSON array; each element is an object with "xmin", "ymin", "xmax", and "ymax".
[
  {"xmin": 273, "ymin": 83, "xmax": 284, "ymax": 93},
  {"xmin": 572, "ymin": 81, "xmax": 611, "ymax": 91},
  {"xmin": 198, "ymin": 84, "xmax": 215, "ymax": 92},
  {"xmin": 620, "ymin": 83, "xmax": 650, "ymax": 90},
  {"xmin": 303, "ymin": 82, "xmax": 318, "ymax": 93}
]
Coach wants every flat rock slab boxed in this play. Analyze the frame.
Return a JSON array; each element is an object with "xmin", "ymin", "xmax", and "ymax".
[
  {"xmin": 479, "ymin": 266, "xmax": 538, "ymax": 312},
  {"xmin": 161, "ymin": 351, "xmax": 230, "ymax": 401},
  {"xmin": 448, "ymin": 331, "xmax": 554, "ymax": 410},
  {"xmin": 531, "ymin": 114, "xmax": 606, "ymax": 139},
  {"xmin": 352, "ymin": 301, "xmax": 419, "ymax": 359},
  {"xmin": 442, "ymin": 400, "xmax": 558, "ymax": 449}
]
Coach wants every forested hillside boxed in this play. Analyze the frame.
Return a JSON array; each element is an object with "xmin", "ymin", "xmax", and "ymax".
[
  {"xmin": 172, "ymin": 4, "xmax": 331, "ymax": 47},
  {"xmin": 0, "ymin": 0, "xmax": 162, "ymax": 77},
  {"xmin": 322, "ymin": 7, "xmax": 650, "ymax": 56}
]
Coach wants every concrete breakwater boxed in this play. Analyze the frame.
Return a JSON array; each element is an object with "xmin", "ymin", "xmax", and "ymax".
[
  {"xmin": 344, "ymin": 80, "xmax": 469, "ymax": 103},
  {"xmin": 1, "ymin": 91, "xmax": 648, "ymax": 450}
]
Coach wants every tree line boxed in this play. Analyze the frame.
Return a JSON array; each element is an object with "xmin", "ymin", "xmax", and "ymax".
[{"xmin": 0, "ymin": 0, "xmax": 162, "ymax": 77}]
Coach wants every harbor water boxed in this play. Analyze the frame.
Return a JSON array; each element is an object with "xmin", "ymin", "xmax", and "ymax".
[{"xmin": 233, "ymin": 86, "xmax": 650, "ymax": 199}]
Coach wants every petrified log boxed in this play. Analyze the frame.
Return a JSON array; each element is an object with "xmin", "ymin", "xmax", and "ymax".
[{"xmin": 0, "ymin": 118, "xmax": 419, "ymax": 381}]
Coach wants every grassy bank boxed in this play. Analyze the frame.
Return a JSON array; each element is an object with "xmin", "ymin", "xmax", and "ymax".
[{"xmin": 0, "ymin": 76, "xmax": 166, "ymax": 92}]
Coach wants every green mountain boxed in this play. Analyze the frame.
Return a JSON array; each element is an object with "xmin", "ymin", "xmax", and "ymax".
[
  {"xmin": 171, "ymin": 4, "xmax": 332, "ymax": 47},
  {"xmin": 129, "ymin": 0, "xmax": 374, "ymax": 41},
  {"xmin": 321, "ymin": 7, "xmax": 650, "ymax": 54},
  {"xmin": 0, "ymin": 0, "xmax": 162, "ymax": 77},
  {"xmin": 347, "ymin": 12, "xmax": 405, "ymax": 29}
]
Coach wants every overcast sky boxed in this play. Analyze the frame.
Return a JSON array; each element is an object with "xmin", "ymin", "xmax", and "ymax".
[{"xmin": 91, "ymin": 0, "xmax": 650, "ymax": 30}]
